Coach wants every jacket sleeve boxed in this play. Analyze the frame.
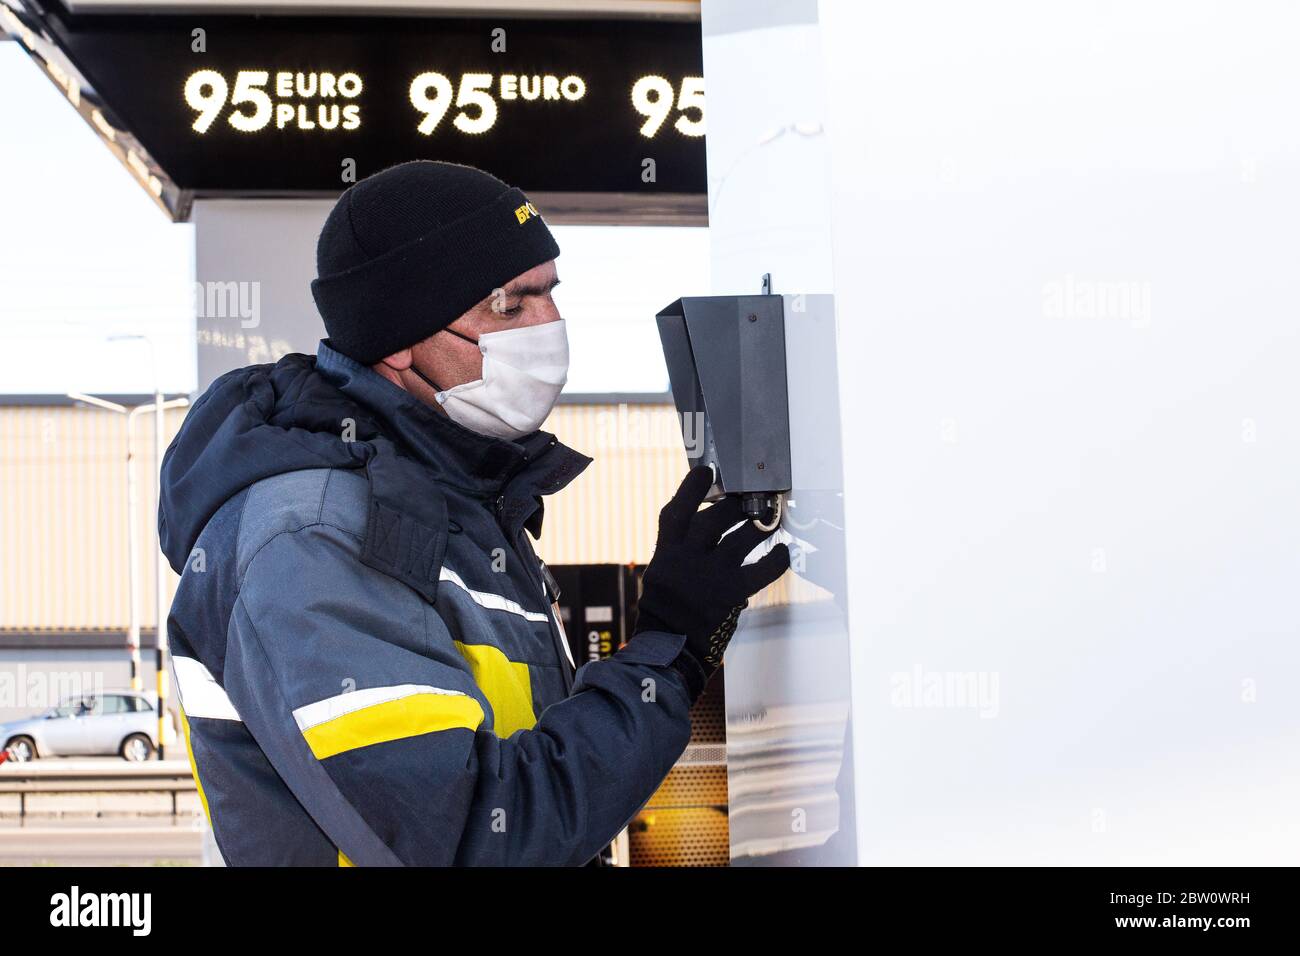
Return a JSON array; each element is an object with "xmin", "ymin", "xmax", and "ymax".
[{"xmin": 222, "ymin": 522, "xmax": 694, "ymax": 866}]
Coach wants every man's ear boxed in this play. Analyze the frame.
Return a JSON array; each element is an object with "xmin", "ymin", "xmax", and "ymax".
[
  {"xmin": 376, "ymin": 347, "xmax": 413, "ymax": 372},
  {"xmin": 371, "ymin": 347, "xmax": 414, "ymax": 390}
]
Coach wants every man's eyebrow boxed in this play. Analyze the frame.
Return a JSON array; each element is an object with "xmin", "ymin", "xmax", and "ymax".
[{"xmin": 500, "ymin": 276, "xmax": 561, "ymax": 298}]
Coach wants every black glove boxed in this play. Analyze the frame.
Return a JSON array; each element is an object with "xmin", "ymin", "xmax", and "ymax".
[{"xmin": 634, "ymin": 466, "xmax": 790, "ymax": 697}]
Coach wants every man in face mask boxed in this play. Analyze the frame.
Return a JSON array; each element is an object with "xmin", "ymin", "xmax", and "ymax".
[
  {"xmin": 158, "ymin": 160, "xmax": 788, "ymax": 867},
  {"xmin": 370, "ymin": 258, "xmax": 569, "ymax": 441}
]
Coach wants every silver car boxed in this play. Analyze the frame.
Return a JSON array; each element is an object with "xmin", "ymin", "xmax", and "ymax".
[{"xmin": 0, "ymin": 690, "xmax": 177, "ymax": 762}]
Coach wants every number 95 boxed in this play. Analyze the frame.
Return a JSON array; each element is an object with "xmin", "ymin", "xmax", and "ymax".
[{"xmin": 631, "ymin": 76, "xmax": 704, "ymax": 138}]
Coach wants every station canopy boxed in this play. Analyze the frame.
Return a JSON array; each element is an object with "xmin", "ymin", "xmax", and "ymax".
[{"xmin": 0, "ymin": 0, "xmax": 705, "ymax": 222}]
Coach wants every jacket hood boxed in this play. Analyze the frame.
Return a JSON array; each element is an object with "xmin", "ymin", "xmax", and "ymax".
[
  {"xmin": 158, "ymin": 353, "xmax": 369, "ymax": 572},
  {"xmin": 158, "ymin": 343, "xmax": 591, "ymax": 575}
]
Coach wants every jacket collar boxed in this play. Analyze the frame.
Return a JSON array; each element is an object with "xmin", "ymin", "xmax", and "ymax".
[{"xmin": 315, "ymin": 340, "xmax": 591, "ymax": 527}]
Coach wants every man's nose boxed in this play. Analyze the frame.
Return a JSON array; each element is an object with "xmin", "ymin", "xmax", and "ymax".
[{"xmin": 519, "ymin": 299, "xmax": 563, "ymax": 328}]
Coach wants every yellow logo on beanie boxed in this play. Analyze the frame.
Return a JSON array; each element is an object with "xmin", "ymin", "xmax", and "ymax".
[{"xmin": 514, "ymin": 201, "xmax": 540, "ymax": 224}]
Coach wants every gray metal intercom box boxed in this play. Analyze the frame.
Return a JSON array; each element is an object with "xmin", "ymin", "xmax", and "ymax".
[{"xmin": 655, "ymin": 294, "xmax": 792, "ymax": 518}]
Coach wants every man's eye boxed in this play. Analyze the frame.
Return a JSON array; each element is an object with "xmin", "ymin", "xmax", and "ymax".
[{"xmin": 501, "ymin": 305, "xmax": 523, "ymax": 316}]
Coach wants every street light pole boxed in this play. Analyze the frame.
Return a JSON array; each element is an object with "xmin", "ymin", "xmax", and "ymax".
[
  {"xmin": 154, "ymin": 385, "xmax": 168, "ymax": 756},
  {"xmin": 115, "ymin": 336, "xmax": 170, "ymax": 759},
  {"xmin": 110, "ymin": 334, "xmax": 170, "ymax": 760},
  {"xmin": 68, "ymin": 393, "xmax": 142, "ymax": 689},
  {"xmin": 68, "ymin": 389, "xmax": 189, "ymax": 758}
]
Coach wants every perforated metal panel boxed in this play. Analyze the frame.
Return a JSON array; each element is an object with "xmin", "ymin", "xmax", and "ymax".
[
  {"xmin": 649, "ymin": 764, "xmax": 728, "ymax": 806},
  {"xmin": 630, "ymin": 669, "xmax": 729, "ymax": 866},
  {"xmin": 628, "ymin": 808, "xmax": 730, "ymax": 868},
  {"xmin": 687, "ymin": 676, "xmax": 726, "ymax": 745}
]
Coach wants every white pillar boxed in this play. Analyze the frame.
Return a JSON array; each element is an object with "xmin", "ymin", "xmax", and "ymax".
[
  {"xmin": 702, "ymin": 0, "xmax": 855, "ymax": 865},
  {"xmin": 192, "ymin": 199, "xmax": 334, "ymax": 390},
  {"xmin": 705, "ymin": 0, "xmax": 1300, "ymax": 865}
]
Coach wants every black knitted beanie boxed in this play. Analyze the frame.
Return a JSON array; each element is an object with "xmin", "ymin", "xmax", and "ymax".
[{"xmin": 311, "ymin": 160, "xmax": 560, "ymax": 365}]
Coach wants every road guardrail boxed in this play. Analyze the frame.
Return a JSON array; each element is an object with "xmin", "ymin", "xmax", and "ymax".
[{"xmin": 0, "ymin": 760, "xmax": 197, "ymax": 819}]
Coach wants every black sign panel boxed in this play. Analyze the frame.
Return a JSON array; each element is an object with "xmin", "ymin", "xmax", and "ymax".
[{"xmin": 28, "ymin": 3, "xmax": 705, "ymax": 202}]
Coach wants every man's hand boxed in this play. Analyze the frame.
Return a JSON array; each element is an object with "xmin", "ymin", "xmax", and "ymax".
[{"xmin": 634, "ymin": 466, "xmax": 790, "ymax": 690}]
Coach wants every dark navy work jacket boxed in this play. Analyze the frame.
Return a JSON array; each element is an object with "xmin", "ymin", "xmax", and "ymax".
[{"xmin": 158, "ymin": 341, "xmax": 693, "ymax": 866}]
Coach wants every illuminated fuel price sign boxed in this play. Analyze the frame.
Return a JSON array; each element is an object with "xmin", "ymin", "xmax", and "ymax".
[
  {"xmin": 630, "ymin": 76, "xmax": 705, "ymax": 138},
  {"xmin": 33, "ymin": 8, "xmax": 707, "ymax": 202},
  {"xmin": 406, "ymin": 71, "xmax": 703, "ymax": 139},
  {"xmin": 185, "ymin": 70, "xmax": 364, "ymax": 133},
  {"xmin": 409, "ymin": 72, "xmax": 587, "ymax": 135}
]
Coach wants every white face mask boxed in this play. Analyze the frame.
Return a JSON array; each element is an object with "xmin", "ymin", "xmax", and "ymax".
[{"xmin": 413, "ymin": 319, "xmax": 569, "ymax": 441}]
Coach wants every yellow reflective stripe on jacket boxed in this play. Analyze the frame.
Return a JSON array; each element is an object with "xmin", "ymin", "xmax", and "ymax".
[
  {"xmin": 339, "ymin": 850, "xmax": 354, "ymax": 867},
  {"xmin": 293, "ymin": 685, "xmax": 484, "ymax": 760},
  {"xmin": 178, "ymin": 707, "xmax": 214, "ymax": 826},
  {"xmin": 454, "ymin": 641, "xmax": 536, "ymax": 739}
]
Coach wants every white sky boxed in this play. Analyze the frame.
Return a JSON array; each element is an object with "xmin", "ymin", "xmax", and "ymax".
[
  {"xmin": 0, "ymin": 41, "xmax": 709, "ymax": 396},
  {"xmin": 0, "ymin": 41, "xmax": 196, "ymax": 394}
]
